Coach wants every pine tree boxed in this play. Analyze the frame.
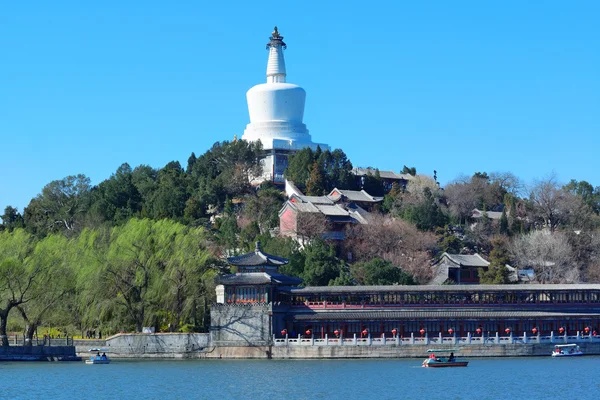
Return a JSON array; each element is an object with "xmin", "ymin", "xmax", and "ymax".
[
  {"xmin": 479, "ymin": 238, "xmax": 511, "ymax": 284},
  {"xmin": 499, "ymin": 209, "xmax": 509, "ymax": 235},
  {"xmin": 306, "ymin": 162, "xmax": 326, "ymax": 196}
]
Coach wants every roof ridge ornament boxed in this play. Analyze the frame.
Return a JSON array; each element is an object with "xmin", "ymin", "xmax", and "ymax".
[{"xmin": 255, "ymin": 241, "xmax": 261, "ymax": 252}]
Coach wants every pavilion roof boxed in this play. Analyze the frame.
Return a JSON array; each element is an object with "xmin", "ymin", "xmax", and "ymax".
[{"xmin": 226, "ymin": 242, "xmax": 289, "ymax": 267}]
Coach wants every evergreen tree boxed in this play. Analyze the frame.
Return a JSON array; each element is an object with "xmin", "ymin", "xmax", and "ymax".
[
  {"xmin": 479, "ymin": 238, "xmax": 511, "ymax": 284},
  {"xmin": 499, "ymin": 209, "xmax": 509, "ymax": 235},
  {"xmin": 306, "ymin": 162, "xmax": 326, "ymax": 196}
]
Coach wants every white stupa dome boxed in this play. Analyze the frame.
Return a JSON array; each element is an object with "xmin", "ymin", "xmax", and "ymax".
[{"xmin": 242, "ymin": 27, "xmax": 328, "ymax": 152}]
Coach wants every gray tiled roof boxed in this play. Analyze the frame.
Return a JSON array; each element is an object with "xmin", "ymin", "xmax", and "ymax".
[
  {"xmin": 315, "ymin": 204, "xmax": 350, "ymax": 217},
  {"xmin": 472, "ymin": 208, "xmax": 503, "ymax": 220},
  {"xmin": 352, "ymin": 168, "xmax": 413, "ymax": 181},
  {"xmin": 327, "ymin": 189, "xmax": 383, "ymax": 203},
  {"xmin": 283, "ymin": 284, "xmax": 600, "ymax": 295},
  {"xmin": 291, "ymin": 194, "xmax": 334, "ymax": 205},
  {"xmin": 219, "ymin": 272, "xmax": 302, "ymax": 286},
  {"xmin": 226, "ymin": 243, "xmax": 289, "ymax": 267},
  {"xmin": 437, "ymin": 253, "xmax": 490, "ymax": 268},
  {"xmin": 290, "ymin": 310, "xmax": 600, "ymax": 321}
]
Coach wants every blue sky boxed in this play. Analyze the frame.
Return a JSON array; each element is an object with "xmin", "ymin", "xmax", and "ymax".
[{"xmin": 1, "ymin": 1, "xmax": 599, "ymax": 213}]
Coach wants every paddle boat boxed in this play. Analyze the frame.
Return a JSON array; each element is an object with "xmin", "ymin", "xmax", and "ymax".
[
  {"xmin": 551, "ymin": 344, "xmax": 583, "ymax": 357},
  {"xmin": 85, "ymin": 348, "xmax": 111, "ymax": 364},
  {"xmin": 422, "ymin": 349, "xmax": 468, "ymax": 368}
]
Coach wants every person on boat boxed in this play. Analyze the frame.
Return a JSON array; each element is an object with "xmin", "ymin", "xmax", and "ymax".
[
  {"xmin": 448, "ymin": 352, "xmax": 456, "ymax": 362},
  {"xmin": 101, "ymin": 353, "xmax": 107, "ymax": 360}
]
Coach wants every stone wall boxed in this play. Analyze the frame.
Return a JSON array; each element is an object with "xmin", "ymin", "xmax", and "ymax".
[
  {"xmin": 0, "ymin": 345, "xmax": 79, "ymax": 361},
  {"xmin": 210, "ymin": 303, "xmax": 272, "ymax": 346},
  {"xmin": 86, "ymin": 333, "xmax": 210, "ymax": 359},
  {"xmin": 205, "ymin": 342, "xmax": 600, "ymax": 359}
]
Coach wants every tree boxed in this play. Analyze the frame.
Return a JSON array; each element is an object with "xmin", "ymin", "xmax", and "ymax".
[
  {"xmin": 148, "ymin": 161, "xmax": 188, "ymax": 220},
  {"xmin": 0, "ymin": 206, "xmax": 23, "ymax": 232},
  {"xmin": 344, "ymin": 215, "xmax": 436, "ymax": 283},
  {"xmin": 88, "ymin": 163, "xmax": 143, "ymax": 225},
  {"xmin": 285, "ymin": 148, "xmax": 314, "ymax": 191},
  {"xmin": 479, "ymin": 237, "xmax": 511, "ymax": 284},
  {"xmin": 511, "ymin": 230, "xmax": 576, "ymax": 283},
  {"xmin": 242, "ymin": 188, "xmax": 285, "ymax": 233},
  {"xmin": 0, "ymin": 229, "xmax": 37, "ymax": 346},
  {"xmin": 24, "ymin": 174, "xmax": 91, "ymax": 235},
  {"xmin": 499, "ymin": 209, "xmax": 509, "ymax": 235},
  {"xmin": 152, "ymin": 224, "xmax": 216, "ymax": 331},
  {"xmin": 16, "ymin": 234, "xmax": 75, "ymax": 345},
  {"xmin": 302, "ymin": 240, "xmax": 344, "ymax": 286},
  {"xmin": 92, "ymin": 219, "xmax": 179, "ymax": 332},
  {"xmin": 529, "ymin": 175, "xmax": 596, "ymax": 232},
  {"xmin": 305, "ymin": 162, "xmax": 326, "ymax": 196},
  {"xmin": 400, "ymin": 187, "xmax": 448, "ymax": 231},
  {"xmin": 402, "ymin": 166, "xmax": 417, "ymax": 176},
  {"xmin": 350, "ymin": 258, "xmax": 416, "ymax": 285}
]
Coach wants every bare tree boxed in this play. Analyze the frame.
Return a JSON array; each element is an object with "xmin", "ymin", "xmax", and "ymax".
[
  {"xmin": 344, "ymin": 215, "xmax": 436, "ymax": 283},
  {"xmin": 489, "ymin": 172, "xmax": 524, "ymax": 196},
  {"xmin": 511, "ymin": 230, "xmax": 577, "ymax": 283},
  {"xmin": 529, "ymin": 174, "xmax": 594, "ymax": 232}
]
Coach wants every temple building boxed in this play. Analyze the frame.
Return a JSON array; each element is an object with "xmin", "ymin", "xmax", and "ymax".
[{"xmin": 242, "ymin": 27, "xmax": 329, "ymax": 183}]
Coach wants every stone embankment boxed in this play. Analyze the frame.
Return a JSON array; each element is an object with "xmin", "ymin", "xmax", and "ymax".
[
  {"xmin": 71, "ymin": 333, "xmax": 600, "ymax": 359},
  {"xmin": 0, "ymin": 345, "xmax": 80, "ymax": 361}
]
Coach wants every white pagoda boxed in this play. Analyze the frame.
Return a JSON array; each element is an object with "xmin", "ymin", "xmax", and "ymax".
[{"xmin": 242, "ymin": 27, "xmax": 329, "ymax": 183}]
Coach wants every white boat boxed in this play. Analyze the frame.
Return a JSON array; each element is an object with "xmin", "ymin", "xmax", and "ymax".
[
  {"xmin": 551, "ymin": 344, "xmax": 583, "ymax": 357},
  {"xmin": 85, "ymin": 348, "xmax": 111, "ymax": 364},
  {"xmin": 422, "ymin": 349, "xmax": 469, "ymax": 368}
]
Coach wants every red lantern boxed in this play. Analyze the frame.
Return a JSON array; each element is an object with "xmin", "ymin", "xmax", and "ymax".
[
  {"xmin": 505, "ymin": 328, "xmax": 511, "ymax": 334},
  {"xmin": 584, "ymin": 326, "xmax": 590, "ymax": 333},
  {"xmin": 419, "ymin": 328, "xmax": 426, "ymax": 335},
  {"xmin": 391, "ymin": 329, "xmax": 398, "ymax": 336},
  {"xmin": 448, "ymin": 328, "xmax": 454, "ymax": 335},
  {"xmin": 476, "ymin": 328, "xmax": 482, "ymax": 335},
  {"xmin": 281, "ymin": 329, "xmax": 287, "ymax": 336},
  {"xmin": 531, "ymin": 327, "xmax": 538, "ymax": 335},
  {"xmin": 559, "ymin": 327, "xmax": 565, "ymax": 334},
  {"xmin": 305, "ymin": 329, "xmax": 312, "ymax": 336},
  {"xmin": 362, "ymin": 329, "xmax": 368, "ymax": 336},
  {"xmin": 334, "ymin": 330, "xmax": 340, "ymax": 336}
]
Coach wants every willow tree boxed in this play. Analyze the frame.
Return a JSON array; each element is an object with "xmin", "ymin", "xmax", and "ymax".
[
  {"xmin": 150, "ymin": 224, "xmax": 217, "ymax": 331},
  {"xmin": 16, "ymin": 234, "xmax": 76, "ymax": 345},
  {"xmin": 0, "ymin": 229, "xmax": 37, "ymax": 346}
]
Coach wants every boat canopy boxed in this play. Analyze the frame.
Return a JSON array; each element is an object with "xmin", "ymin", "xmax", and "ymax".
[
  {"xmin": 89, "ymin": 348, "xmax": 109, "ymax": 352},
  {"xmin": 554, "ymin": 344, "xmax": 579, "ymax": 348},
  {"xmin": 427, "ymin": 348, "xmax": 460, "ymax": 353}
]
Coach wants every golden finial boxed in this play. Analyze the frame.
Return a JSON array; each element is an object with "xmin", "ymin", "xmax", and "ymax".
[{"xmin": 272, "ymin": 26, "xmax": 280, "ymax": 37}]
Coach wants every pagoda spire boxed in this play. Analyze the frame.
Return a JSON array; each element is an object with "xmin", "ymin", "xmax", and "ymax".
[{"xmin": 266, "ymin": 26, "xmax": 287, "ymax": 83}]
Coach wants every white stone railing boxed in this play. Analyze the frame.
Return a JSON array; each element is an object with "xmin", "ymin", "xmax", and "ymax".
[{"xmin": 273, "ymin": 332, "xmax": 600, "ymax": 346}]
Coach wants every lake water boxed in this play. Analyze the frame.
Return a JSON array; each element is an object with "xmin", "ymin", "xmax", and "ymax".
[{"xmin": 1, "ymin": 357, "xmax": 598, "ymax": 399}]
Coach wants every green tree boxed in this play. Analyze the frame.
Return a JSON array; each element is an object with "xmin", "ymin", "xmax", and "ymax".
[
  {"xmin": 16, "ymin": 234, "xmax": 75, "ymax": 345},
  {"xmin": 479, "ymin": 238, "xmax": 511, "ymax": 284},
  {"xmin": 284, "ymin": 148, "xmax": 314, "ymax": 191},
  {"xmin": 301, "ymin": 240, "xmax": 343, "ymax": 286},
  {"xmin": 148, "ymin": 161, "xmax": 188, "ymax": 220},
  {"xmin": 24, "ymin": 174, "xmax": 91, "ymax": 235},
  {"xmin": 0, "ymin": 206, "xmax": 24, "ymax": 232},
  {"xmin": 0, "ymin": 229, "xmax": 37, "ymax": 346},
  {"xmin": 305, "ymin": 162, "xmax": 326, "ymax": 196},
  {"xmin": 499, "ymin": 209, "xmax": 509, "ymax": 234},
  {"xmin": 350, "ymin": 258, "xmax": 416, "ymax": 285},
  {"xmin": 401, "ymin": 188, "xmax": 448, "ymax": 231}
]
